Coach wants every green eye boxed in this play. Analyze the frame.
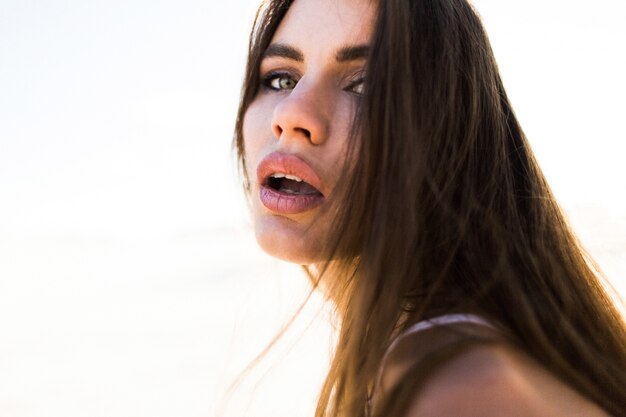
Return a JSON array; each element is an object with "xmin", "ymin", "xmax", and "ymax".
[
  {"xmin": 264, "ymin": 73, "xmax": 297, "ymax": 90},
  {"xmin": 347, "ymin": 79, "xmax": 364, "ymax": 94},
  {"xmin": 277, "ymin": 76, "xmax": 296, "ymax": 89},
  {"xmin": 346, "ymin": 72, "xmax": 365, "ymax": 95}
]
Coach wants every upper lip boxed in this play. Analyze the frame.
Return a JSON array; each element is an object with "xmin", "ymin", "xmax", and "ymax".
[{"xmin": 256, "ymin": 152, "xmax": 325, "ymax": 196}]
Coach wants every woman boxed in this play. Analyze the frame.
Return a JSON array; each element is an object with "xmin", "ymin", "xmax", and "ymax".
[{"xmin": 233, "ymin": 0, "xmax": 626, "ymax": 415}]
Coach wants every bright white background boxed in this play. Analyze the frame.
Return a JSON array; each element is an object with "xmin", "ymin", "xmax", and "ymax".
[{"xmin": 0, "ymin": 1, "xmax": 624, "ymax": 416}]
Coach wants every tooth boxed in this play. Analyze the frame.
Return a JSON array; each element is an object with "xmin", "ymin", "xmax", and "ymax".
[
  {"xmin": 285, "ymin": 174, "xmax": 303, "ymax": 182},
  {"xmin": 271, "ymin": 173, "xmax": 286, "ymax": 178}
]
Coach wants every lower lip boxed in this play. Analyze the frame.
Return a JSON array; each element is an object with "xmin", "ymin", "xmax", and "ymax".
[{"xmin": 259, "ymin": 186, "xmax": 324, "ymax": 214}]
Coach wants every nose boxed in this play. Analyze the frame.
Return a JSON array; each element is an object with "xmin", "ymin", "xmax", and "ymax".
[{"xmin": 271, "ymin": 80, "xmax": 330, "ymax": 146}]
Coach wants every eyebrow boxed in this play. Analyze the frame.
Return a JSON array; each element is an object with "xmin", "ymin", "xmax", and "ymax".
[
  {"xmin": 336, "ymin": 45, "xmax": 369, "ymax": 62},
  {"xmin": 263, "ymin": 43, "xmax": 304, "ymax": 61},
  {"xmin": 262, "ymin": 43, "xmax": 369, "ymax": 63}
]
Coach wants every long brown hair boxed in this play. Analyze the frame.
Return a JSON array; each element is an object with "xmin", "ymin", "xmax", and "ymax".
[{"xmin": 234, "ymin": 0, "xmax": 626, "ymax": 416}]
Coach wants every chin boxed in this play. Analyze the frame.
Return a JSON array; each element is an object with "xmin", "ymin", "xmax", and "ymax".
[{"xmin": 254, "ymin": 216, "xmax": 325, "ymax": 265}]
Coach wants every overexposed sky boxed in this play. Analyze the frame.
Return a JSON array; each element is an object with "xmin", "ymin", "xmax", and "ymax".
[
  {"xmin": 477, "ymin": 0, "xmax": 626, "ymax": 211},
  {"xmin": 0, "ymin": 0, "xmax": 260, "ymax": 239},
  {"xmin": 0, "ymin": 1, "xmax": 625, "ymax": 416}
]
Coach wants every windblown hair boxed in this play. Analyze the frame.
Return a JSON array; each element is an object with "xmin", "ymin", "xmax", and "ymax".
[{"xmin": 234, "ymin": 0, "xmax": 626, "ymax": 416}]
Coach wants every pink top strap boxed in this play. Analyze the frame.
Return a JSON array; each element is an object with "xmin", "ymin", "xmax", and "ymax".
[
  {"xmin": 369, "ymin": 313, "xmax": 496, "ymax": 414},
  {"xmin": 385, "ymin": 313, "xmax": 495, "ymax": 358}
]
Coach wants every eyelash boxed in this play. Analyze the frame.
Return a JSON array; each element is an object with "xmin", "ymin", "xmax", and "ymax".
[
  {"xmin": 346, "ymin": 71, "xmax": 365, "ymax": 95},
  {"xmin": 261, "ymin": 71, "xmax": 365, "ymax": 95}
]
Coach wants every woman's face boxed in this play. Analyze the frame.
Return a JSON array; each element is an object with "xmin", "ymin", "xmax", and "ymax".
[{"xmin": 243, "ymin": 0, "xmax": 375, "ymax": 264}]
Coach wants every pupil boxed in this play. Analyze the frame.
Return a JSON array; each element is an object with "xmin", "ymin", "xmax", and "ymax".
[{"xmin": 280, "ymin": 78, "xmax": 294, "ymax": 89}]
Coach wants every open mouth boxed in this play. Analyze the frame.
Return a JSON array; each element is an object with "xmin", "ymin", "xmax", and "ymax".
[
  {"xmin": 264, "ymin": 173, "xmax": 323, "ymax": 197},
  {"xmin": 256, "ymin": 152, "xmax": 325, "ymax": 214}
]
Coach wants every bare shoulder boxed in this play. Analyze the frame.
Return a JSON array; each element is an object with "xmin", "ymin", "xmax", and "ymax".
[{"xmin": 386, "ymin": 339, "xmax": 610, "ymax": 417}]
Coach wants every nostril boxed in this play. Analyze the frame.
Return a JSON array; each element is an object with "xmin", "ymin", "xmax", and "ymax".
[
  {"xmin": 273, "ymin": 124, "xmax": 283, "ymax": 138},
  {"xmin": 296, "ymin": 127, "xmax": 311, "ymax": 139}
]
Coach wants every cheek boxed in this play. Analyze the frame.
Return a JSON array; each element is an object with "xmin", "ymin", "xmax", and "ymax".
[
  {"xmin": 242, "ymin": 99, "xmax": 272, "ymax": 177},
  {"xmin": 327, "ymin": 96, "xmax": 359, "ymax": 173}
]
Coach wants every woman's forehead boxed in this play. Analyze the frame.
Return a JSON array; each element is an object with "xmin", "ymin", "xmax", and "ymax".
[{"xmin": 270, "ymin": 0, "xmax": 375, "ymax": 61}]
